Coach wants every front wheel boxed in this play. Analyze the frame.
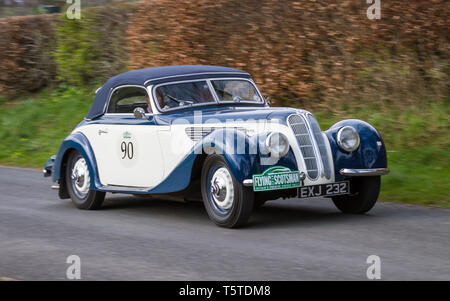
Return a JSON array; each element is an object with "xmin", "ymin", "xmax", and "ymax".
[
  {"xmin": 201, "ymin": 155, "xmax": 254, "ymax": 228},
  {"xmin": 65, "ymin": 150, "xmax": 105, "ymax": 210},
  {"xmin": 332, "ymin": 176, "xmax": 380, "ymax": 214}
]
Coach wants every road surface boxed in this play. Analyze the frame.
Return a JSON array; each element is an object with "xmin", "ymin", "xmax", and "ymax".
[{"xmin": 0, "ymin": 166, "xmax": 449, "ymax": 280}]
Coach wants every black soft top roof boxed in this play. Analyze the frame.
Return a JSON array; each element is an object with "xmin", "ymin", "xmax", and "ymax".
[{"xmin": 86, "ymin": 65, "xmax": 251, "ymax": 120}]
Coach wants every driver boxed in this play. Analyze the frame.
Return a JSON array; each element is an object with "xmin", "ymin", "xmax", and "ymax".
[
  {"xmin": 223, "ymin": 81, "xmax": 249, "ymax": 101},
  {"xmin": 162, "ymin": 95, "xmax": 178, "ymax": 109},
  {"xmin": 156, "ymin": 89, "xmax": 173, "ymax": 110}
]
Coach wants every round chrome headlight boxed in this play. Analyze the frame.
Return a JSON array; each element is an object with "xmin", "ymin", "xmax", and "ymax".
[
  {"xmin": 265, "ymin": 132, "xmax": 290, "ymax": 157},
  {"xmin": 337, "ymin": 126, "xmax": 360, "ymax": 152}
]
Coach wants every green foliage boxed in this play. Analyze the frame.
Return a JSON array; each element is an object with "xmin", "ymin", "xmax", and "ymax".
[
  {"xmin": 315, "ymin": 99, "xmax": 450, "ymax": 206},
  {"xmin": 54, "ymin": 4, "xmax": 136, "ymax": 87},
  {"xmin": 55, "ymin": 14, "xmax": 97, "ymax": 86},
  {"xmin": 380, "ymin": 148, "xmax": 449, "ymax": 206},
  {"xmin": 0, "ymin": 87, "xmax": 92, "ymax": 167}
]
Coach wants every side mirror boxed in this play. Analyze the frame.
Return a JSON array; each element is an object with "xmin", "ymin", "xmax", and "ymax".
[
  {"xmin": 133, "ymin": 107, "xmax": 146, "ymax": 119},
  {"xmin": 265, "ymin": 96, "xmax": 271, "ymax": 106}
]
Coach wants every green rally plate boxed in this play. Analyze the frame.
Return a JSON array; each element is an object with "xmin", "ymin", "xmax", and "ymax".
[{"xmin": 252, "ymin": 166, "xmax": 301, "ymax": 192}]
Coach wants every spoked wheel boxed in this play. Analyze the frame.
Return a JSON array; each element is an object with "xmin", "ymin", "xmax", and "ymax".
[
  {"xmin": 332, "ymin": 176, "xmax": 380, "ymax": 214},
  {"xmin": 65, "ymin": 150, "xmax": 105, "ymax": 210},
  {"xmin": 201, "ymin": 155, "xmax": 254, "ymax": 228}
]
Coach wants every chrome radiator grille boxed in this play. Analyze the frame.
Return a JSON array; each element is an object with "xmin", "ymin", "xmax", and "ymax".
[
  {"xmin": 287, "ymin": 114, "xmax": 319, "ymax": 179},
  {"xmin": 287, "ymin": 113, "xmax": 331, "ymax": 180},
  {"xmin": 307, "ymin": 114, "xmax": 331, "ymax": 179}
]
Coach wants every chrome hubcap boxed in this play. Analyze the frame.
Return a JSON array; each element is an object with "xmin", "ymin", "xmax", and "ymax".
[
  {"xmin": 71, "ymin": 158, "xmax": 90, "ymax": 198},
  {"xmin": 210, "ymin": 167, "xmax": 234, "ymax": 211}
]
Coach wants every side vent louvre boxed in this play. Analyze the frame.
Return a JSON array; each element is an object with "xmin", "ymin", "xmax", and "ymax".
[{"xmin": 185, "ymin": 127, "xmax": 248, "ymax": 142}]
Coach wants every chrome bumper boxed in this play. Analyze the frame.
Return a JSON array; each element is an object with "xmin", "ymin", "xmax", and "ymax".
[
  {"xmin": 43, "ymin": 155, "xmax": 56, "ymax": 178},
  {"xmin": 243, "ymin": 179, "xmax": 253, "ymax": 187},
  {"xmin": 340, "ymin": 168, "xmax": 390, "ymax": 176}
]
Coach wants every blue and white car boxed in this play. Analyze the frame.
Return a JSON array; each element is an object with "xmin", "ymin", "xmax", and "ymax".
[{"xmin": 44, "ymin": 65, "xmax": 389, "ymax": 228}]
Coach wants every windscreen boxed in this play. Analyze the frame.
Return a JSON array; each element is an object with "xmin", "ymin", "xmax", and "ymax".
[
  {"xmin": 154, "ymin": 81, "xmax": 215, "ymax": 111},
  {"xmin": 211, "ymin": 80, "xmax": 262, "ymax": 103}
]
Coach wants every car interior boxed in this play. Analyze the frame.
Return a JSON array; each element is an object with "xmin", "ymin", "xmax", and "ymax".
[{"xmin": 107, "ymin": 87, "xmax": 151, "ymax": 113}]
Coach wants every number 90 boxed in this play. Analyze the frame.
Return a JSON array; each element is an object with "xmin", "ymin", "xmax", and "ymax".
[{"xmin": 121, "ymin": 141, "xmax": 134, "ymax": 159}]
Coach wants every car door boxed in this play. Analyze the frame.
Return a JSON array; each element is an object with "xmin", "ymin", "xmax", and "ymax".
[{"xmin": 78, "ymin": 86, "xmax": 165, "ymax": 188}]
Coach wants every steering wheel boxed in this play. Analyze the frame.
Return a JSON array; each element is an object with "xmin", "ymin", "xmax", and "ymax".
[
  {"xmin": 179, "ymin": 100, "xmax": 194, "ymax": 107},
  {"xmin": 165, "ymin": 94, "xmax": 181, "ymax": 103},
  {"xmin": 233, "ymin": 95, "xmax": 243, "ymax": 102}
]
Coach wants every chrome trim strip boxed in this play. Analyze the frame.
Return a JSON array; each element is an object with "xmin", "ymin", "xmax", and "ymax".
[
  {"xmin": 339, "ymin": 168, "xmax": 390, "ymax": 176},
  {"xmin": 146, "ymin": 85, "xmax": 159, "ymax": 115},
  {"xmin": 143, "ymin": 71, "xmax": 250, "ymax": 85},
  {"xmin": 306, "ymin": 113, "xmax": 332, "ymax": 179},
  {"xmin": 243, "ymin": 179, "xmax": 253, "ymax": 187},
  {"xmin": 304, "ymin": 113, "xmax": 326, "ymax": 179},
  {"xmin": 102, "ymin": 184, "xmax": 151, "ymax": 192},
  {"xmin": 206, "ymin": 79, "xmax": 220, "ymax": 103}
]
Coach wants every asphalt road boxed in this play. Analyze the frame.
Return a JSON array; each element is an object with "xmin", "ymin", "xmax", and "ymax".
[{"xmin": 0, "ymin": 166, "xmax": 449, "ymax": 281}]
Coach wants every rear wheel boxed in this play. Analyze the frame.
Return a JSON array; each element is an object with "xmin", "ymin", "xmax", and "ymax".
[
  {"xmin": 201, "ymin": 155, "xmax": 254, "ymax": 228},
  {"xmin": 332, "ymin": 176, "xmax": 380, "ymax": 214},
  {"xmin": 65, "ymin": 150, "xmax": 105, "ymax": 210}
]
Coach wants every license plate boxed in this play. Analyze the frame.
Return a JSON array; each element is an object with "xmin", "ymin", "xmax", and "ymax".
[{"xmin": 298, "ymin": 181, "xmax": 350, "ymax": 198}]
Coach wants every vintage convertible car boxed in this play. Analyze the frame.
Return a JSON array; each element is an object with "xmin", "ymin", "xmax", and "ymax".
[{"xmin": 44, "ymin": 65, "xmax": 389, "ymax": 228}]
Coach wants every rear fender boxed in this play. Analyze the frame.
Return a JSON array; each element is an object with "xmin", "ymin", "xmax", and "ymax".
[{"xmin": 52, "ymin": 132, "xmax": 101, "ymax": 195}]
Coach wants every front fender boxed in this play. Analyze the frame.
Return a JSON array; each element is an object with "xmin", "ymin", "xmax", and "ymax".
[
  {"xmin": 149, "ymin": 128, "xmax": 298, "ymax": 194},
  {"xmin": 325, "ymin": 119, "xmax": 388, "ymax": 181},
  {"xmin": 198, "ymin": 128, "xmax": 298, "ymax": 183},
  {"xmin": 52, "ymin": 132, "xmax": 101, "ymax": 190}
]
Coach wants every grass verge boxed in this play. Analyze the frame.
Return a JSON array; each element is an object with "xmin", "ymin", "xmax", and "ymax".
[
  {"xmin": 315, "ymin": 101, "xmax": 449, "ymax": 207},
  {"xmin": 0, "ymin": 88, "xmax": 448, "ymax": 206}
]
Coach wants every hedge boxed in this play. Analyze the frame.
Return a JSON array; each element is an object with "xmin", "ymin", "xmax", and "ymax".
[
  {"xmin": 55, "ymin": 3, "xmax": 137, "ymax": 87},
  {"xmin": 0, "ymin": 2, "xmax": 136, "ymax": 94},
  {"xmin": 127, "ymin": 0, "xmax": 449, "ymax": 106},
  {"xmin": 0, "ymin": 14, "xmax": 58, "ymax": 94},
  {"xmin": 0, "ymin": 0, "xmax": 448, "ymax": 107}
]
